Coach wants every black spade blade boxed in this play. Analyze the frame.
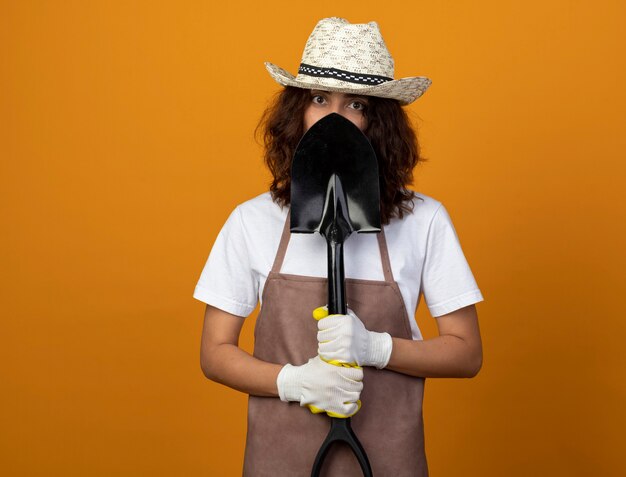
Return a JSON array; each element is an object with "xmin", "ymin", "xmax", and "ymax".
[{"xmin": 290, "ymin": 113, "xmax": 381, "ymax": 238}]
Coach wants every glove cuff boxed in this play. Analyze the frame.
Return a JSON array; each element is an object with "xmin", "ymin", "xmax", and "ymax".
[
  {"xmin": 367, "ymin": 332, "xmax": 393, "ymax": 369},
  {"xmin": 276, "ymin": 363, "xmax": 304, "ymax": 402}
]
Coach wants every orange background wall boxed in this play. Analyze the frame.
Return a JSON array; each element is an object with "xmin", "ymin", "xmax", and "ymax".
[{"xmin": 2, "ymin": 1, "xmax": 625, "ymax": 475}]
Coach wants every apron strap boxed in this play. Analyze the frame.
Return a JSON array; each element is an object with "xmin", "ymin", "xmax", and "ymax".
[
  {"xmin": 270, "ymin": 209, "xmax": 293, "ymax": 274},
  {"xmin": 271, "ymin": 208, "xmax": 395, "ymax": 283},
  {"xmin": 376, "ymin": 226, "xmax": 395, "ymax": 282}
]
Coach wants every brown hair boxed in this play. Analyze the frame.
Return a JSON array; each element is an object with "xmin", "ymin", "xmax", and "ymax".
[{"xmin": 256, "ymin": 86, "xmax": 426, "ymax": 224}]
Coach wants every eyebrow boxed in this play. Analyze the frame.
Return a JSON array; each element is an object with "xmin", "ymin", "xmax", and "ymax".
[
  {"xmin": 310, "ymin": 90, "xmax": 369, "ymax": 101},
  {"xmin": 346, "ymin": 94, "xmax": 369, "ymax": 101}
]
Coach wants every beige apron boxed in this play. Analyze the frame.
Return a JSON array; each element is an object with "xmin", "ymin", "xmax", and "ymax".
[{"xmin": 242, "ymin": 211, "xmax": 428, "ymax": 477}]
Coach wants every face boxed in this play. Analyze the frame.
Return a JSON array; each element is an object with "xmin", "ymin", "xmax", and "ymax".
[{"xmin": 303, "ymin": 90, "xmax": 369, "ymax": 132}]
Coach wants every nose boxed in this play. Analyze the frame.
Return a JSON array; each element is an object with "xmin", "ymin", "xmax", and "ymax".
[
  {"xmin": 330, "ymin": 103, "xmax": 342, "ymax": 115},
  {"xmin": 328, "ymin": 104, "xmax": 357, "ymax": 124}
]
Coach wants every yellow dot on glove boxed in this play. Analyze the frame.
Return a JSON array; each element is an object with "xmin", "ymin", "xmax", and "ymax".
[{"xmin": 312, "ymin": 306, "xmax": 329, "ymax": 321}]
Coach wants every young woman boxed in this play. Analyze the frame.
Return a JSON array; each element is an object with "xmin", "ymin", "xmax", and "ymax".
[{"xmin": 194, "ymin": 17, "xmax": 484, "ymax": 476}]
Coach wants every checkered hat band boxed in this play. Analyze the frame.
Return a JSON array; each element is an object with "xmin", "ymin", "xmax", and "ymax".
[{"xmin": 298, "ymin": 63, "xmax": 393, "ymax": 85}]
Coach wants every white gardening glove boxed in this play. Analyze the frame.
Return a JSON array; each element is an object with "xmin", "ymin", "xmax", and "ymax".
[
  {"xmin": 276, "ymin": 355, "xmax": 363, "ymax": 418},
  {"xmin": 313, "ymin": 306, "xmax": 393, "ymax": 369}
]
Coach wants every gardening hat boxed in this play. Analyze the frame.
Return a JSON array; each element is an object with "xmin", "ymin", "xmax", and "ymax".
[{"xmin": 265, "ymin": 17, "xmax": 432, "ymax": 105}]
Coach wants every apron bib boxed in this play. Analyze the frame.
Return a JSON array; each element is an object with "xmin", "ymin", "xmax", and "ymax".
[{"xmin": 242, "ymin": 211, "xmax": 428, "ymax": 477}]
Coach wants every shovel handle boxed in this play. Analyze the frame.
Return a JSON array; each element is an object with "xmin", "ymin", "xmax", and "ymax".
[
  {"xmin": 310, "ymin": 237, "xmax": 373, "ymax": 477},
  {"xmin": 311, "ymin": 416, "xmax": 373, "ymax": 477}
]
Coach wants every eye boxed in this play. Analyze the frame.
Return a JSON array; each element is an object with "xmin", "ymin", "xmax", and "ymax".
[
  {"xmin": 349, "ymin": 100, "xmax": 367, "ymax": 111},
  {"xmin": 312, "ymin": 94, "xmax": 327, "ymax": 105}
]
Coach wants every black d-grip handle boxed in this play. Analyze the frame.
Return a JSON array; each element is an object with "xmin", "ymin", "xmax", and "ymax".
[{"xmin": 311, "ymin": 417, "xmax": 373, "ymax": 477}]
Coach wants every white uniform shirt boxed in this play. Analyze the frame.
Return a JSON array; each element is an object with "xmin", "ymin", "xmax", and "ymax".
[{"xmin": 193, "ymin": 191, "xmax": 484, "ymax": 340}]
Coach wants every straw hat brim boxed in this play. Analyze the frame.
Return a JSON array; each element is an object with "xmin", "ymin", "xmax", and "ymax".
[{"xmin": 265, "ymin": 62, "xmax": 432, "ymax": 105}]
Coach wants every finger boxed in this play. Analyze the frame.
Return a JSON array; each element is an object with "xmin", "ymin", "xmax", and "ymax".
[
  {"xmin": 318, "ymin": 339, "xmax": 341, "ymax": 353},
  {"xmin": 317, "ymin": 328, "xmax": 341, "ymax": 343},
  {"xmin": 339, "ymin": 364, "xmax": 364, "ymax": 379},
  {"xmin": 339, "ymin": 388, "xmax": 362, "ymax": 403},
  {"xmin": 317, "ymin": 314, "xmax": 345, "ymax": 331},
  {"xmin": 324, "ymin": 401, "xmax": 358, "ymax": 419},
  {"xmin": 338, "ymin": 369, "xmax": 364, "ymax": 387},
  {"xmin": 341, "ymin": 400, "xmax": 361, "ymax": 417},
  {"xmin": 318, "ymin": 347, "xmax": 346, "ymax": 363},
  {"xmin": 347, "ymin": 309, "xmax": 361, "ymax": 322}
]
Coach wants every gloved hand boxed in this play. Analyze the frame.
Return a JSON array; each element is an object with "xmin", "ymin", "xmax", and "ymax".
[
  {"xmin": 313, "ymin": 306, "xmax": 393, "ymax": 369},
  {"xmin": 276, "ymin": 355, "xmax": 363, "ymax": 418}
]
